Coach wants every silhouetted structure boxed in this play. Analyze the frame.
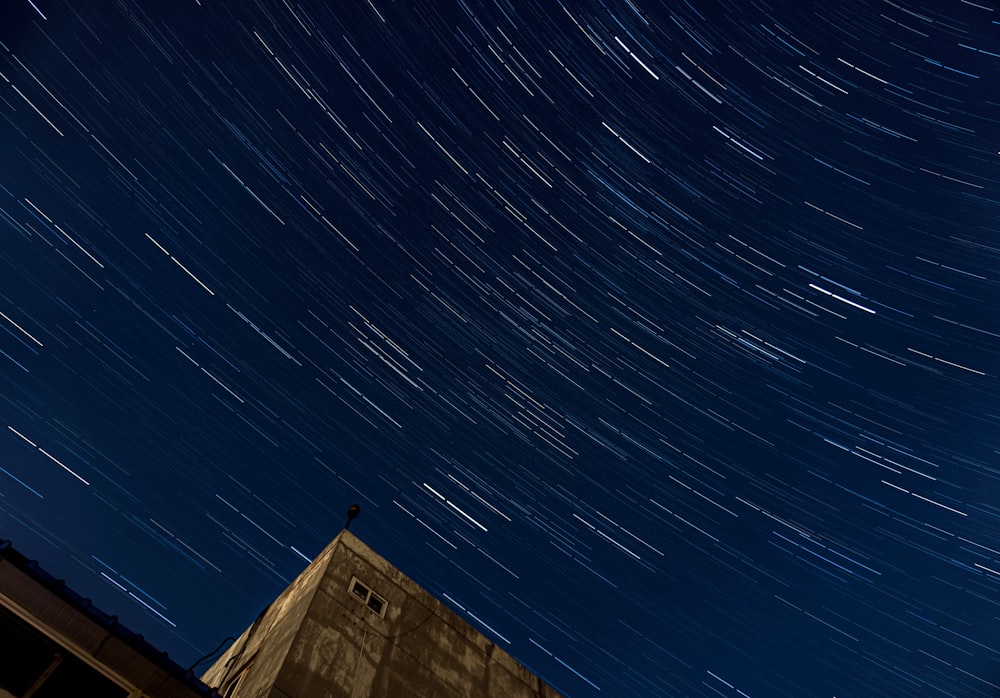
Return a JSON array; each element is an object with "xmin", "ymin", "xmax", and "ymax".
[
  {"xmin": 0, "ymin": 539, "xmax": 214, "ymax": 698},
  {"xmin": 344, "ymin": 503, "xmax": 360, "ymax": 531}
]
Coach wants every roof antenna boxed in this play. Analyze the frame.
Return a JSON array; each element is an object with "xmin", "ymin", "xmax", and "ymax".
[{"xmin": 344, "ymin": 504, "xmax": 360, "ymax": 530}]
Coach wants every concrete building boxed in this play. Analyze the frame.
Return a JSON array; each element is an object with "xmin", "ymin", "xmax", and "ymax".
[
  {"xmin": 201, "ymin": 530, "xmax": 561, "ymax": 698},
  {"xmin": 0, "ymin": 539, "xmax": 214, "ymax": 698}
]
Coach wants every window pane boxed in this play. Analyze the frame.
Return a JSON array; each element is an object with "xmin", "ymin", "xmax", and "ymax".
[{"xmin": 351, "ymin": 580, "xmax": 369, "ymax": 599}]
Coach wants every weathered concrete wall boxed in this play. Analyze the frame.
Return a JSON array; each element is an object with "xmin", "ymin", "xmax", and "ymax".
[
  {"xmin": 272, "ymin": 532, "xmax": 559, "ymax": 698},
  {"xmin": 201, "ymin": 536, "xmax": 344, "ymax": 697},
  {"xmin": 204, "ymin": 531, "xmax": 560, "ymax": 698}
]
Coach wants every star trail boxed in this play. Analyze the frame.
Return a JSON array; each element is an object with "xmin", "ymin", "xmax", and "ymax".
[{"xmin": 2, "ymin": 0, "xmax": 999, "ymax": 695}]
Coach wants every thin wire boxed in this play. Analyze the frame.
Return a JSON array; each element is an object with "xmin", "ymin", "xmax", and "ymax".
[{"xmin": 351, "ymin": 628, "xmax": 368, "ymax": 697}]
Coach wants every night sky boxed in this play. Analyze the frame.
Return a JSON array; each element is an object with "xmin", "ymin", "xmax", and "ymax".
[{"xmin": 1, "ymin": 0, "xmax": 999, "ymax": 695}]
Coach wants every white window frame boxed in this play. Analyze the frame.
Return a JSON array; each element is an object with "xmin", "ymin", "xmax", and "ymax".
[{"xmin": 347, "ymin": 576, "xmax": 388, "ymax": 617}]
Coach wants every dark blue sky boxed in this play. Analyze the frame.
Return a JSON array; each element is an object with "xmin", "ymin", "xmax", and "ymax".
[{"xmin": 2, "ymin": 1, "xmax": 999, "ymax": 695}]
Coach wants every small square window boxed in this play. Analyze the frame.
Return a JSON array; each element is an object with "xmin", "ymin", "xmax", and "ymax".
[
  {"xmin": 348, "ymin": 576, "xmax": 387, "ymax": 617},
  {"xmin": 351, "ymin": 580, "xmax": 369, "ymax": 599}
]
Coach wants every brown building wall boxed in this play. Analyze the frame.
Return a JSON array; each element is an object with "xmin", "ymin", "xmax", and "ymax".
[
  {"xmin": 201, "ymin": 537, "xmax": 340, "ymax": 697},
  {"xmin": 202, "ymin": 532, "xmax": 559, "ymax": 698}
]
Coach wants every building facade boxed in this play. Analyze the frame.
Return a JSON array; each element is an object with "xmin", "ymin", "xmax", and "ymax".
[{"xmin": 201, "ymin": 530, "xmax": 560, "ymax": 698}]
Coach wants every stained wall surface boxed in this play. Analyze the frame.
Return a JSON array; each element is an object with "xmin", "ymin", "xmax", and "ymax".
[{"xmin": 202, "ymin": 531, "xmax": 560, "ymax": 698}]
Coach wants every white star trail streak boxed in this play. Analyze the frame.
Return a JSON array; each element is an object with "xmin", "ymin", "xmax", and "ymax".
[{"xmin": 1, "ymin": 1, "xmax": 999, "ymax": 695}]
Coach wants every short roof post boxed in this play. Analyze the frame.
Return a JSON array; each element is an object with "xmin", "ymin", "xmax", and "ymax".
[{"xmin": 344, "ymin": 504, "xmax": 360, "ymax": 530}]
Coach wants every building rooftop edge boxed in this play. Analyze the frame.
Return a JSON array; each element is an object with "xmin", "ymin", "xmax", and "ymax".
[
  {"xmin": 0, "ymin": 538, "xmax": 219, "ymax": 696},
  {"xmin": 331, "ymin": 529, "xmax": 561, "ymax": 693}
]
